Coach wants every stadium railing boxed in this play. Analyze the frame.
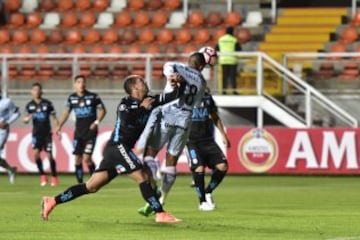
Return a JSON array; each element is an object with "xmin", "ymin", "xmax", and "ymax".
[{"xmin": 0, "ymin": 52, "xmax": 356, "ymax": 128}]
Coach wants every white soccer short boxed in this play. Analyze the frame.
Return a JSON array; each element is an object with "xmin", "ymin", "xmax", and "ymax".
[{"xmin": 139, "ymin": 106, "xmax": 192, "ymax": 157}]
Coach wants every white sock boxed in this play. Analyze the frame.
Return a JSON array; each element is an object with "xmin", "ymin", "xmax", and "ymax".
[{"xmin": 144, "ymin": 156, "xmax": 160, "ymax": 181}]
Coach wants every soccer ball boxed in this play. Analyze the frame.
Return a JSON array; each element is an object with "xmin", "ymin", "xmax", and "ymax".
[{"xmin": 198, "ymin": 46, "xmax": 217, "ymax": 67}]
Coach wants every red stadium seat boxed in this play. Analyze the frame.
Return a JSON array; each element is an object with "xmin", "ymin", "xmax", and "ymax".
[
  {"xmin": 114, "ymin": 11, "xmax": 132, "ymax": 27},
  {"xmin": 84, "ymin": 29, "xmax": 101, "ymax": 44},
  {"xmin": 340, "ymin": 27, "xmax": 358, "ymax": 44},
  {"xmin": 66, "ymin": 30, "xmax": 82, "ymax": 44},
  {"xmin": 133, "ymin": 11, "xmax": 150, "ymax": 28},
  {"xmin": 17, "ymin": 46, "xmax": 35, "ymax": 79},
  {"xmin": 328, "ymin": 42, "xmax": 346, "ymax": 60},
  {"xmin": 62, "ymin": 12, "xmax": 78, "ymax": 27},
  {"xmin": 236, "ymin": 28, "xmax": 251, "ymax": 44},
  {"xmin": 351, "ymin": 11, "xmax": 360, "ymax": 26},
  {"xmin": 138, "ymin": 29, "xmax": 155, "ymax": 44},
  {"xmin": 76, "ymin": 0, "xmax": 92, "ymax": 10},
  {"xmin": 212, "ymin": 28, "xmax": 226, "ymax": 42},
  {"xmin": 157, "ymin": 29, "xmax": 173, "ymax": 44},
  {"xmin": 151, "ymin": 11, "xmax": 167, "ymax": 27},
  {"xmin": 49, "ymin": 30, "xmax": 64, "ymax": 44},
  {"xmin": 5, "ymin": 0, "xmax": 21, "ymax": 12},
  {"xmin": 0, "ymin": 30, "xmax": 10, "ymax": 44},
  {"xmin": 224, "ymin": 11, "xmax": 241, "ymax": 27},
  {"xmin": 187, "ymin": 11, "xmax": 205, "ymax": 27},
  {"xmin": 91, "ymin": 46, "xmax": 110, "ymax": 78},
  {"xmin": 183, "ymin": 45, "xmax": 197, "ymax": 54},
  {"xmin": 36, "ymin": 45, "xmax": 54, "ymax": 79},
  {"xmin": 338, "ymin": 63, "xmax": 359, "ymax": 80},
  {"xmin": 27, "ymin": 12, "xmax": 42, "ymax": 28},
  {"xmin": 164, "ymin": 0, "xmax": 180, "ymax": 10},
  {"xmin": 102, "ymin": 29, "xmax": 118, "ymax": 44},
  {"xmin": 93, "ymin": 0, "xmax": 109, "ymax": 11},
  {"xmin": 80, "ymin": 11, "xmax": 96, "ymax": 28},
  {"xmin": 120, "ymin": 29, "xmax": 137, "ymax": 44},
  {"xmin": 176, "ymin": 28, "xmax": 192, "ymax": 44},
  {"xmin": 58, "ymin": 0, "xmax": 74, "ymax": 11},
  {"xmin": 13, "ymin": 29, "xmax": 29, "ymax": 44},
  {"xmin": 30, "ymin": 29, "xmax": 46, "ymax": 44},
  {"xmin": 128, "ymin": 0, "xmax": 145, "ymax": 10},
  {"xmin": 315, "ymin": 63, "xmax": 334, "ymax": 79},
  {"xmin": 147, "ymin": 0, "xmax": 162, "ymax": 10},
  {"xmin": 207, "ymin": 11, "xmax": 222, "ymax": 27},
  {"xmin": 8, "ymin": 13, "xmax": 25, "ymax": 27},
  {"xmin": 194, "ymin": 29, "xmax": 210, "ymax": 44},
  {"xmin": 40, "ymin": 0, "xmax": 56, "ymax": 11}
]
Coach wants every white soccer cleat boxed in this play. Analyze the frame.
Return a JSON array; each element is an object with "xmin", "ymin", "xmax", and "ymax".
[
  {"xmin": 199, "ymin": 201, "xmax": 215, "ymax": 211},
  {"xmin": 8, "ymin": 167, "xmax": 17, "ymax": 184},
  {"xmin": 205, "ymin": 193, "xmax": 216, "ymax": 208}
]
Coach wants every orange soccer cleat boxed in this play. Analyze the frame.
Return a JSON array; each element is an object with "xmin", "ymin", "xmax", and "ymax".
[
  {"xmin": 155, "ymin": 212, "xmax": 182, "ymax": 223},
  {"xmin": 41, "ymin": 196, "xmax": 56, "ymax": 220}
]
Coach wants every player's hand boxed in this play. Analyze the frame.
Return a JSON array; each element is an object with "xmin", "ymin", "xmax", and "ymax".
[
  {"xmin": 55, "ymin": 126, "xmax": 62, "ymax": 139},
  {"xmin": 168, "ymin": 73, "xmax": 183, "ymax": 88},
  {"xmin": 0, "ymin": 121, "xmax": 8, "ymax": 129},
  {"xmin": 140, "ymin": 97, "xmax": 154, "ymax": 110},
  {"xmin": 89, "ymin": 123, "xmax": 98, "ymax": 130},
  {"xmin": 23, "ymin": 116, "xmax": 30, "ymax": 124},
  {"xmin": 223, "ymin": 135, "xmax": 231, "ymax": 148}
]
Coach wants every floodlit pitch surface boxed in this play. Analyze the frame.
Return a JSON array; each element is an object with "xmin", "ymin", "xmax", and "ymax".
[{"xmin": 1, "ymin": 175, "xmax": 360, "ymax": 240}]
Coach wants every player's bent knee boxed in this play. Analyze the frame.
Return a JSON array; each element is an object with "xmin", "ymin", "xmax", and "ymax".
[
  {"xmin": 193, "ymin": 166, "xmax": 205, "ymax": 172},
  {"xmin": 216, "ymin": 163, "xmax": 228, "ymax": 172}
]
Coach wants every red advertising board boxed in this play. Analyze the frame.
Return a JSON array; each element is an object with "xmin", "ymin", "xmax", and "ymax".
[{"xmin": 3, "ymin": 127, "xmax": 360, "ymax": 174}]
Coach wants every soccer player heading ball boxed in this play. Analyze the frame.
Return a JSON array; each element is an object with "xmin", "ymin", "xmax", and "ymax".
[{"xmin": 199, "ymin": 46, "xmax": 218, "ymax": 67}]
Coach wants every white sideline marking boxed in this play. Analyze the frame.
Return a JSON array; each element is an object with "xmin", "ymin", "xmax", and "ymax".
[{"xmin": 326, "ymin": 237, "xmax": 360, "ymax": 240}]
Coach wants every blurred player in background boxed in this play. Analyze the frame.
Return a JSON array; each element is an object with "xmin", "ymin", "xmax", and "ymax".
[
  {"xmin": 137, "ymin": 52, "xmax": 207, "ymax": 216},
  {"xmin": 23, "ymin": 83, "xmax": 60, "ymax": 187},
  {"xmin": 42, "ymin": 75, "xmax": 184, "ymax": 223},
  {"xmin": 0, "ymin": 92, "xmax": 20, "ymax": 183},
  {"xmin": 186, "ymin": 88, "xmax": 229, "ymax": 211},
  {"xmin": 56, "ymin": 75, "xmax": 106, "ymax": 183}
]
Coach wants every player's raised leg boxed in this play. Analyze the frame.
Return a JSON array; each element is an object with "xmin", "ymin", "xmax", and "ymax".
[{"xmin": 41, "ymin": 170, "xmax": 110, "ymax": 220}]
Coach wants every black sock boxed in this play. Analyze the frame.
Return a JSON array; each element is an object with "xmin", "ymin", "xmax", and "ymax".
[
  {"xmin": 205, "ymin": 169, "xmax": 226, "ymax": 194},
  {"xmin": 50, "ymin": 158, "xmax": 57, "ymax": 177},
  {"xmin": 75, "ymin": 164, "xmax": 84, "ymax": 183},
  {"xmin": 54, "ymin": 183, "xmax": 89, "ymax": 205},
  {"xmin": 192, "ymin": 171, "xmax": 206, "ymax": 203},
  {"xmin": 0, "ymin": 158, "xmax": 11, "ymax": 170},
  {"xmin": 139, "ymin": 181, "xmax": 163, "ymax": 213},
  {"xmin": 88, "ymin": 163, "xmax": 96, "ymax": 175},
  {"xmin": 36, "ymin": 158, "xmax": 45, "ymax": 175}
]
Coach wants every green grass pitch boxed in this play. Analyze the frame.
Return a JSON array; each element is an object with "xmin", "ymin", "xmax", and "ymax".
[{"xmin": 1, "ymin": 174, "xmax": 360, "ymax": 240}]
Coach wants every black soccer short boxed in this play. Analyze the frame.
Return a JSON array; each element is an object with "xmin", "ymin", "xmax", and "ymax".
[
  {"xmin": 186, "ymin": 139, "xmax": 227, "ymax": 171},
  {"xmin": 32, "ymin": 134, "xmax": 52, "ymax": 152},
  {"xmin": 73, "ymin": 129, "xmax": 97, "ymax": 155},
  {"xmin": 96, "ymin": 142, "xmax": 143, "ymax": 180}
]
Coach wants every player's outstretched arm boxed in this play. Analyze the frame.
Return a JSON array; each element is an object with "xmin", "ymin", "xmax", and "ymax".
[
  {"xmin": 6, "ymin": 100, "xmax": 20, "ymax": 125},
  {"xmin": 210, "ymin": 111, "xmax": 231, "ymax": 148},
  {"xmin": 23, "ymin": 114, "xmax": 32, "ymax": 124},
  {"xmin": 56, "ymin": 108, "xmax": 71, "ymax": 135}
]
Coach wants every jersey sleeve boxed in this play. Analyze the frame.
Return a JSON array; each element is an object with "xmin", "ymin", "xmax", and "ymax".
[
  {"xmin": 48, "ymin": 101, "xmax": 56, "ymax": 115},
  {"xmin": 6, "ymin": 99, "xmax": 20, "ymax": 124},
  {"xmin": 208, "ymin": 95, "xmax": 218, "ymax": 114},
  {"xmin": 65, "ymin": 96, "xmax": 72, "ymax": 110},
  {"xmin": 24, "ymin": 102, "xmax": 31, "ymax": 114},
  {"xmin": 94, "ymin": 94, "xmax": 105, "ymax": 109}
]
